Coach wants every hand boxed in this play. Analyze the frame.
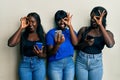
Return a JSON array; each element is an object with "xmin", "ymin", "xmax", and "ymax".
[
  {"xmin": 93, "ymin": 10, "xmax": 106, "ymax": 26},
  {"xmin": 62, "ymin": 13, "xmax": 72, "ymax": 27},
  {"xmin": 20, "ymin": 17, "xmax": 29, "ymax": 29},
  {"xmin": 55, "ymin": 33, "xmax": 65, "ymax": 45},
  {"xmin": 33, "ymin": 45, "xmax": 44, "ymax": 57},
  {"xmin": 85, "ymin": 37, "xmax": 94, "ymax": 46}
]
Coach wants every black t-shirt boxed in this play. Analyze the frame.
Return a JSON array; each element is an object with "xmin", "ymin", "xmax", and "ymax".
[
  {"xmin": 81, "ymin": 36, "xmax": 105, "ymax": 54},
  {"xmin": 80, "ymin": 27, "xmax": 105, "ymax": 54},
  {"xmin": 20, "ymin": 35, "xmax": 40, "ymax": 57}
]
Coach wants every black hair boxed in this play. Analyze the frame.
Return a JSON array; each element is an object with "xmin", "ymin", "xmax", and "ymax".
[
  {"xmin": 90, "ymin": 6, "xmax": 107, "ymax": 27},
  {"xmin": 55, "ymin": 10, "xmax": 67, "ymax": 25},
  {"xmin": 23, "ymin": 12, "xmax": 45, "ymax": 44}
]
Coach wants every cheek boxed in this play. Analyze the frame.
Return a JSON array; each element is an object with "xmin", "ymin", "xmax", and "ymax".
[{"xmin": 33, "ymin": 22, "xmax": 37, "ymax": 27}]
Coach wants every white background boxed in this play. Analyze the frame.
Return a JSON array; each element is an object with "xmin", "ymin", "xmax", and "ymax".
[{"xmin": 0, "ymin": 0, "xmax": 120, "ymax": 80}]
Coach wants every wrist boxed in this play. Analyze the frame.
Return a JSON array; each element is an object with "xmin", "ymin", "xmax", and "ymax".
[
  {"xmin": 67, "ymin": 23, "xmax": 72, "ymax": 27},
  {"xmin": 55, "ymin": 44, "xmax": 60, "ymax": 47}
]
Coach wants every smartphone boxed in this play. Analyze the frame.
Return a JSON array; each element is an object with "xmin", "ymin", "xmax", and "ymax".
[
  {"xmin": 87, "ymin": 35, "xmax": 94, "ymax": 40},
  {"xmin": 35, "ymin": 42, "xmax": 43, "ymax": 49},
  {"xmin": 55, "ymin": 30, "xmax": 62, "ymax": 37}
]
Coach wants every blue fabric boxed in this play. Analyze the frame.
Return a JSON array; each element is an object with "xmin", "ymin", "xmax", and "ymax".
[
  {"xmin": 47, "ymin": 56, "xmax": 75, "ymax": 80},
  {"xmin": 19, "ymin": 56, "xmax": 46, "ymax": 80},
  {"xmin": 46, "ymin": 28, "xmax": 75, "ymax": 62},
  {"xmin": 75, "ymin": 50, "xmax": 103, "ymax": 80}
]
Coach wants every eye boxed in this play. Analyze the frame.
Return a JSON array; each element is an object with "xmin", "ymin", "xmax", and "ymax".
[
  {"xmin": 64, "ymin": 18, "xmax": 67, "ymax": 21},
  {"xmin": 96, "ymin": 17, "xmax": 100, "ymax": 19}
]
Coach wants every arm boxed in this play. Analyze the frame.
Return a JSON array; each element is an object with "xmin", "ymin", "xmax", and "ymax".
[
  {"xmin": 47, "ymin": 44, "xmax": 60, "ymax": 57},
  {"xmin": 99, "ymin": 25, "xmax": 115, "ymax": 48},
  {"xmin": 8, "ymin": 17, "xmax": 29, "ymax": 47},
  {"xmin": 46, "ymin": 32, "xmax": 65, "ymax": 56},
  {"xmin": 94, "ymin": 10, "xmax": 115, "ymax": 48},
  {"xmin": 8, "ymin": 27, "xmax": 23, "ymax": 47},
  {"xmin": 75, "ymin": 27, "xmax": 90, "ymax": 50},
  {"xmin": 63, "ymin": 13, "xmax": 78, "ymax": 45}
]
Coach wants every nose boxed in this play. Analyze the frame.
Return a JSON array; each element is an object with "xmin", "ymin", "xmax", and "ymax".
[{"xmin": 29, "ymin": 22, "xmax": 33, "ymax": 26}]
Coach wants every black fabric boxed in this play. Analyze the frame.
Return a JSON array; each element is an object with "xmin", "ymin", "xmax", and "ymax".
[
  {"xmin": 20, "ymin": 35, "xmax": 40, "ymax": 57},
  {"xmin": 80, "ymin": 27, "xmax": 105, "ymax": 54}
]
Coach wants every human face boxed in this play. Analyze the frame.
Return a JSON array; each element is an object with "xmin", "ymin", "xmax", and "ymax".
[
  {"xmin": 28, "ymin": 16, "xmax": 37, "ymax": 33},
  {"xmin": 90, "ymin": 12, "xmax": 99, "ymax": 28},
  {"xmin": 57, "ymin": 18, "xmax": 66, "ymax": 30}
]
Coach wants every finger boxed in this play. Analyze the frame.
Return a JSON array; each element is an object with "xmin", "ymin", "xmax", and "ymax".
[
  {"xmin": 61, "ymin": 34, "xmax": 65, "ymax": 42},
  {"xmin": 102, "ymin": 10, "xmax": 105, "ymax": 14},
  {"xmin": 62, "ymin": 18, "xmax": 67, "ymax": 23},
  {"xmin": 63, "ymin": 17, "xmax": 68, "ymax": 21},
  {"xmin": 36, "ymin": 45, "xmax": 42, "ymax": 51},
  {"xmin": 70, "ymin": 15, "xmax": 73, "ymax": 19},
  {"xmin": 34, "ymin": 46, "xmax": 42, "ymax": 54},
  {"xmin": 67, "ymin": 12, "xmax": 72, "ymax": 19},
  {"xmin": 41, "ymin": 46, "xmax": 44, "ymax": 50},
  {"xmin": 100, "ymin": 10, "xmax": 106, "ymax": 20},
  {"xmin": 67, "ymin": 12, "xmax": 70, "ymax": 17},
  {"xmin": 20, "ymin": 17, "xmax": 27, "ymax": 21},
  {"xmin": 102, "ymin": 10, "xmax": 106, "ymax": 16},
  {"xmin": 98, "ymin": 10, "xmax": 102, "ymax": 15},
  {"xmin": 33, "ymin": 46, "xmax": 39, "ymax": 54},
  {"xmin": 93, "ymin": 16, "xmax": 97, "ymax": 22},
  {"xmin": 35, "ymin": 45, "xmax": 39, "ymax": 50},
  {"xmin": 91, "ymin": 12, "xmax": 96, "ymax": 17},
  {"xmin": 57, "ymin": 33, "xmax": 61, "ymax": 42}
]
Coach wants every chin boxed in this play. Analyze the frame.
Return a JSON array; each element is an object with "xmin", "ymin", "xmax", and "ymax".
[
  {"xmin": 91, "ymin": 24, "xmax": 98, "ymax": 28},
  {"xmin": 58, "ymin": 25, "xmax": 65, "ymax": 29}
]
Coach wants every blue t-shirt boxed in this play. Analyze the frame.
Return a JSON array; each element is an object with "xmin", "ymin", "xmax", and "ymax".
[{"xmin": 46, "ymin": 28, "xmax": 75, "ymax": 62}]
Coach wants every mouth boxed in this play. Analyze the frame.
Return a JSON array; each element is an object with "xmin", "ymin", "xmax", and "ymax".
[
  {"xmin": 28, "ymin": 26, "xmax": 34, "ymax": 32},
  {"xmin": 60, "ymin": 22, "xmax": 66, "ymax": 27}
]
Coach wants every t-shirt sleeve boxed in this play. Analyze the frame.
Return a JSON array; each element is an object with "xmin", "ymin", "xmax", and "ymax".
[{"xmin": 46, "ymin": 31, "xmax": 55, "ymax": 46}]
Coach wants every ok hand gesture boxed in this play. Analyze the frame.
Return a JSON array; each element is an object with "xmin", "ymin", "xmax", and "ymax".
[
  {"xmin": 93, "ymin": 10, "xmax": 106, "ymax": 26},
  {"xmin": 20, "ymin": 17, "xmax": 29, "ymax": 29},
  {"xmin": 63, "ymin": 13, "xmax": 72, "ymax": 27}
]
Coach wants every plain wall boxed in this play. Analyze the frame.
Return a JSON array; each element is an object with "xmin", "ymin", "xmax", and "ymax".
[{"xmin": 0, "ymin": 0, "xmax": 120, "ymax": 80}]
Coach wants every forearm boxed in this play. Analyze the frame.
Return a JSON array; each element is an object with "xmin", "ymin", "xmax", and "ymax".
[
  {"xmin": 47, "ymin": 44, "xmax": 60, "ymax": 56},
  {"xmin": 99, "ymin": 25, "xmax": 115, "ymax": 47},
  {"xmin": 69, "ymin": 25, "xmax": 78, "ymax": 45},
  {"xmin": 8, "ymin": 27, "xmax": 23, "ymax": 47}
]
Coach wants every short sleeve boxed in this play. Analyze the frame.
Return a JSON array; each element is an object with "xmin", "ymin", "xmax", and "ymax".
[{"xmin": 46, "ymin": 30, "xmax": 55, "ymax": 46}]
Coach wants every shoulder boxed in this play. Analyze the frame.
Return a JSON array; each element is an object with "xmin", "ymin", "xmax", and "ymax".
[
  {"xmin": 78, "ymin": 26, "xmax": 88, "ymax": 35},
  {"xmin": 106, "ymin": 30, "xmax": 114, "ymax": 37},
  {"xmin": 46, "ymin": 28, "xmax": 56, "ymax": 38},
  {"xmin": 47, "ymin": 28, "xmax": 56, "ymax": 34}
]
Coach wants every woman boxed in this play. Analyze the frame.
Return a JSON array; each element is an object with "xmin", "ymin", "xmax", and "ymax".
[
  {"xmin": 46, "ymin": 10, "xmax": 78, "ymax": 80},
  {"xmin": 75, "ymin": 6, "xmax": 115, "ymax": 80},
  {"xmin": 8, "ymin": 12, "xmax": 46, "ymax": 80}
]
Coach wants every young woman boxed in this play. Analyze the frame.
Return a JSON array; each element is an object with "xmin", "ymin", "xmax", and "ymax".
[
  {"xmin": 75, "ymin": 6, "xmax": 115, "ymax": 80},
  {"xmin": 46, "ymin": 10, "xmax": 78, "ymax": 80},
  {"xmin": 8, "ymin": 12, "xmax": 46, "ymax": 80}
]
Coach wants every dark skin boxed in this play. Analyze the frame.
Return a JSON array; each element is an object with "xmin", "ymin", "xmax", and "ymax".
[
  {"xmin": 8, "ymin": 16, "xmax": 46, "ymax": 58},
  {"xmin": 77, "ymin": 10, "xmax": 115, "ymax": 49},
  {"xmin": 47, "ymin": 13, "xmax": 78, "ymax": 56}
]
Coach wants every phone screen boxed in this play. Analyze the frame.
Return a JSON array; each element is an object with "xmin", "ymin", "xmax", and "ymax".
[{"xmin": 36, "ymin": 42, "xmax": 42, "ymax": 49}]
